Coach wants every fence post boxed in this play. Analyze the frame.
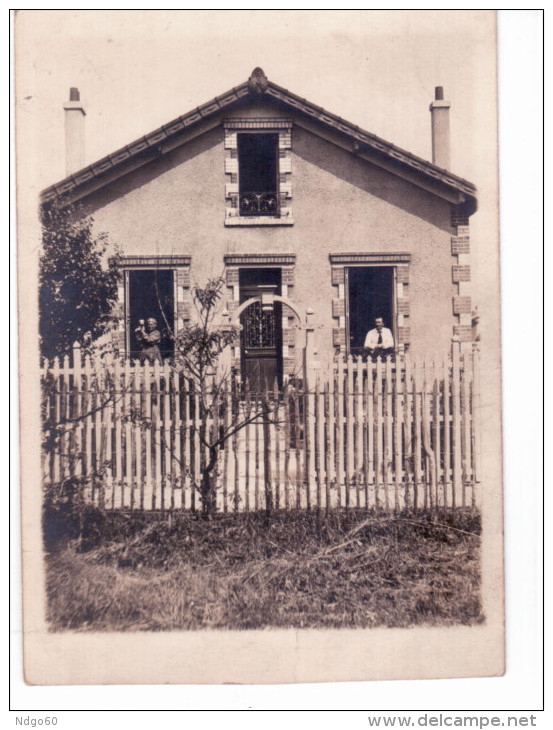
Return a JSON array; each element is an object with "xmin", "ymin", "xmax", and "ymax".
[
  {"xmin": 471, "ymin": 342, "xmax": 482, "ymax": 507},
  {"xmin": 336, "ymin": 356, "xmax": 344, "ymax": 508},
  {"xmin": 355, "ymin": 356, "xmax": 364, "ymax": 509},
  {"xmin": 72, "ymin": 342, "xmax": 83, "ymax": 479},
  {"xmin": 113, "ymin": 356, "xmax": 122, "ymax": 508},
  {"xmin": 262, "ymin": 384, "xmax": 273, "ymax": 515},
  {"xmin": 303, "ymin": 308, "xmax": 317, "ymax": 391},
  {"xmin": 451, "ymin": 338, "xmax": 462, "ymax": 509},
  {"xmin": 403, "ymin": 352, "xmax": 412, "ymax": 511},
  {"xmin": 123, "ymin": 359, "xmax": 132, "ymax": 508}
]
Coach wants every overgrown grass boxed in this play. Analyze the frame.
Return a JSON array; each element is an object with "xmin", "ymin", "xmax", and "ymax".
[{"xmin": 45, "ymin": 510, "xmax": 483, "ymax": 631}]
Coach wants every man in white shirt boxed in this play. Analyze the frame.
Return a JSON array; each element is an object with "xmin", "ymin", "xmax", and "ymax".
[{"xmin": 363, "ymin": 317, "xmax": 394, "ymax": 359}]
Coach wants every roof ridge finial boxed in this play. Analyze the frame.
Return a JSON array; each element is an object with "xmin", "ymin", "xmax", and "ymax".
[{"xmin": 248, "ymin": 67, "xmax": 268, "ymax": 95}]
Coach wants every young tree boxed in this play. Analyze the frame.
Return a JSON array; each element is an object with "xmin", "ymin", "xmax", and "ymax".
[
  {"xmin": 39, "ymin": 202, "xmax": 121, "ymax": 360},
  {"xmin": 173, "ymin": 277, "xmax": 281, "ymax": 515}
]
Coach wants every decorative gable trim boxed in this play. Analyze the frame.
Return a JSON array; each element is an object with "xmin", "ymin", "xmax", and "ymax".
[{"xmin": 41, "ymin": 70, "xmax": 476, "ymax": 213}]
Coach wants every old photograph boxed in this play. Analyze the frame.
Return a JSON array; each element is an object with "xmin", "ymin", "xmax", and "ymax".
[{"xmin": 16, "ymin": 10, "xmax": 505, "ymax": 685}]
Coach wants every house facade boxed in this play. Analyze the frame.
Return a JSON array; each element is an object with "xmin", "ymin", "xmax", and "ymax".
[{"xmin": 41, "ymin": 68, "xmax": 477, "ymax": 387}]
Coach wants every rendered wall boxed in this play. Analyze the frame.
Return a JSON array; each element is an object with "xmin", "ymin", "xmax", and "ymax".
[{"xmin": 83, "ymin": 116, "xmax": 459, "ymax": 362}]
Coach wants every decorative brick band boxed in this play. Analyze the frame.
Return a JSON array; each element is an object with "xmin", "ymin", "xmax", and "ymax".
[
  {"xmin": 118, "ymin": 255, "xmax": 191, "ymax": 268},
  {"xmin": 223, "ymin": 254, "xmax": 296, "ymax": 267},
  {"xmin": 329, "ymin": 253, "xmax": 411, "ymax": 265},
  {"xmin": 224, "ymin": 119, "xmax": 292, "ymax": 130}
]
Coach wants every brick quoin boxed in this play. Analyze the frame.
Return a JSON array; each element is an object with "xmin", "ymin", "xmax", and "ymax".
[
  {"xmin": 333, "ymin": 328, "xmax": 346, "ymax": 347},
  {"xmin": 451, "ymin": 237, "xmax": 470, "ymax": 255},
  {"xmin": 453, "ymin": 325, "xmax": 472, "ymax": 342},
  {"xmin": 452, "ymin": 265, "xmax": 471, "ymax": 282},
  {"xmin": 331, "ymin": 268, "xmax": 344, "ymax": 286},
  {"xmin": 226, "ymin": 268, "xmax": 239, "ymax": 285},
  {"xmin": 282, "ymin": 268, "xmax": 295, "ymax": 286},
  {"xmin": 176, "ymin": 270, "xmax": 191, "ymax": 288},
  {"xmin": 396, "ymin": 266, "xmax": 409, "ymax": 284},
  {"xmin": 453, "ymin": 296, "xmax": 472, "ymax": 315},
  {"xmin": 332, "ymin": 299, "xmax": 345, "ymax": 318}
]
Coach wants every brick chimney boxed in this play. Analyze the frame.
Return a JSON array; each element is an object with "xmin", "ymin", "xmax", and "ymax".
[
  {"xmin": 429, "ymin": 86, "xmax": 450, "ymax": 169},
  {"xmin": 63, "ymin": 87, "xmax": 86, "ymax": 176}
]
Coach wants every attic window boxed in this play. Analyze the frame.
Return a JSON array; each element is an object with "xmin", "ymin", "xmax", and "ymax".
[
  {"xmin": 224, "ymin": 119, "xmax": 293, "ymax": 226},
  {"xmin": 237, "ymin": 133, "xmax": 279, "ymax": 216}
]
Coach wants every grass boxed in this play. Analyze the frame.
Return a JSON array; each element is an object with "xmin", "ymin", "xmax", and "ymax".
[{"xmin": 45, "ymin": 510, "xmax": 483, "ymax": 631}]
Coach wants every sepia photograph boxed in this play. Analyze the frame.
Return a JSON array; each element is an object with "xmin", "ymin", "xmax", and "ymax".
[{"xmin": 15, "ymin": 10, "xmax": 507, "ymax": 686}]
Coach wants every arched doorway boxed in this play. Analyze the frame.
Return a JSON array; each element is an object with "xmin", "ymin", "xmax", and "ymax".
[{"xmin": 231, "ymin": 271, "xmax": 303, "ymax": 392}]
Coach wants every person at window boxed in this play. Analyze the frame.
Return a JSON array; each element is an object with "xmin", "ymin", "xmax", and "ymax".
[
  {"xmin": 364, "ymin": 317, "xmax": 394, "ymax": 359},
  {"xmin": 135, "ymin": 317, "xmax": 162, "ymax": 363}
]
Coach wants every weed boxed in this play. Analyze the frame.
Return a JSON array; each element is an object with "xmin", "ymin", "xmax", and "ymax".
[{"xmin": 45, "ymin": 510, "xmax": 482, "ymax": 631}]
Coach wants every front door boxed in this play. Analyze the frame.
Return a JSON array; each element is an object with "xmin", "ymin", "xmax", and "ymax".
[{"xmin": 239, "ymin": 268, "xmax": 282, "ymax": 392}]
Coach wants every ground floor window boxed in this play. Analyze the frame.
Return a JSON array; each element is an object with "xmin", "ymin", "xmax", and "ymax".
[
  {"xmin": 346, "ymin": 266, "xmax": 395, "ymax": 357},
  {"xmin": 126, "ymin": 269, "xmax": 174, "ymax": 359}
]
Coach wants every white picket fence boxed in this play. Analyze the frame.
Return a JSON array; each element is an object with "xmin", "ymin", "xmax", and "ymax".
[{"xmin": 41, "ymin": 343, "xmax": 481, "ymax": 513}]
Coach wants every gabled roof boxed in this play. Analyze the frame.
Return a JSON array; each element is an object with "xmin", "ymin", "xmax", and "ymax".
[{"xmin": 40, "ymin": 67, "xmax": 477, "ymax": 213}]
